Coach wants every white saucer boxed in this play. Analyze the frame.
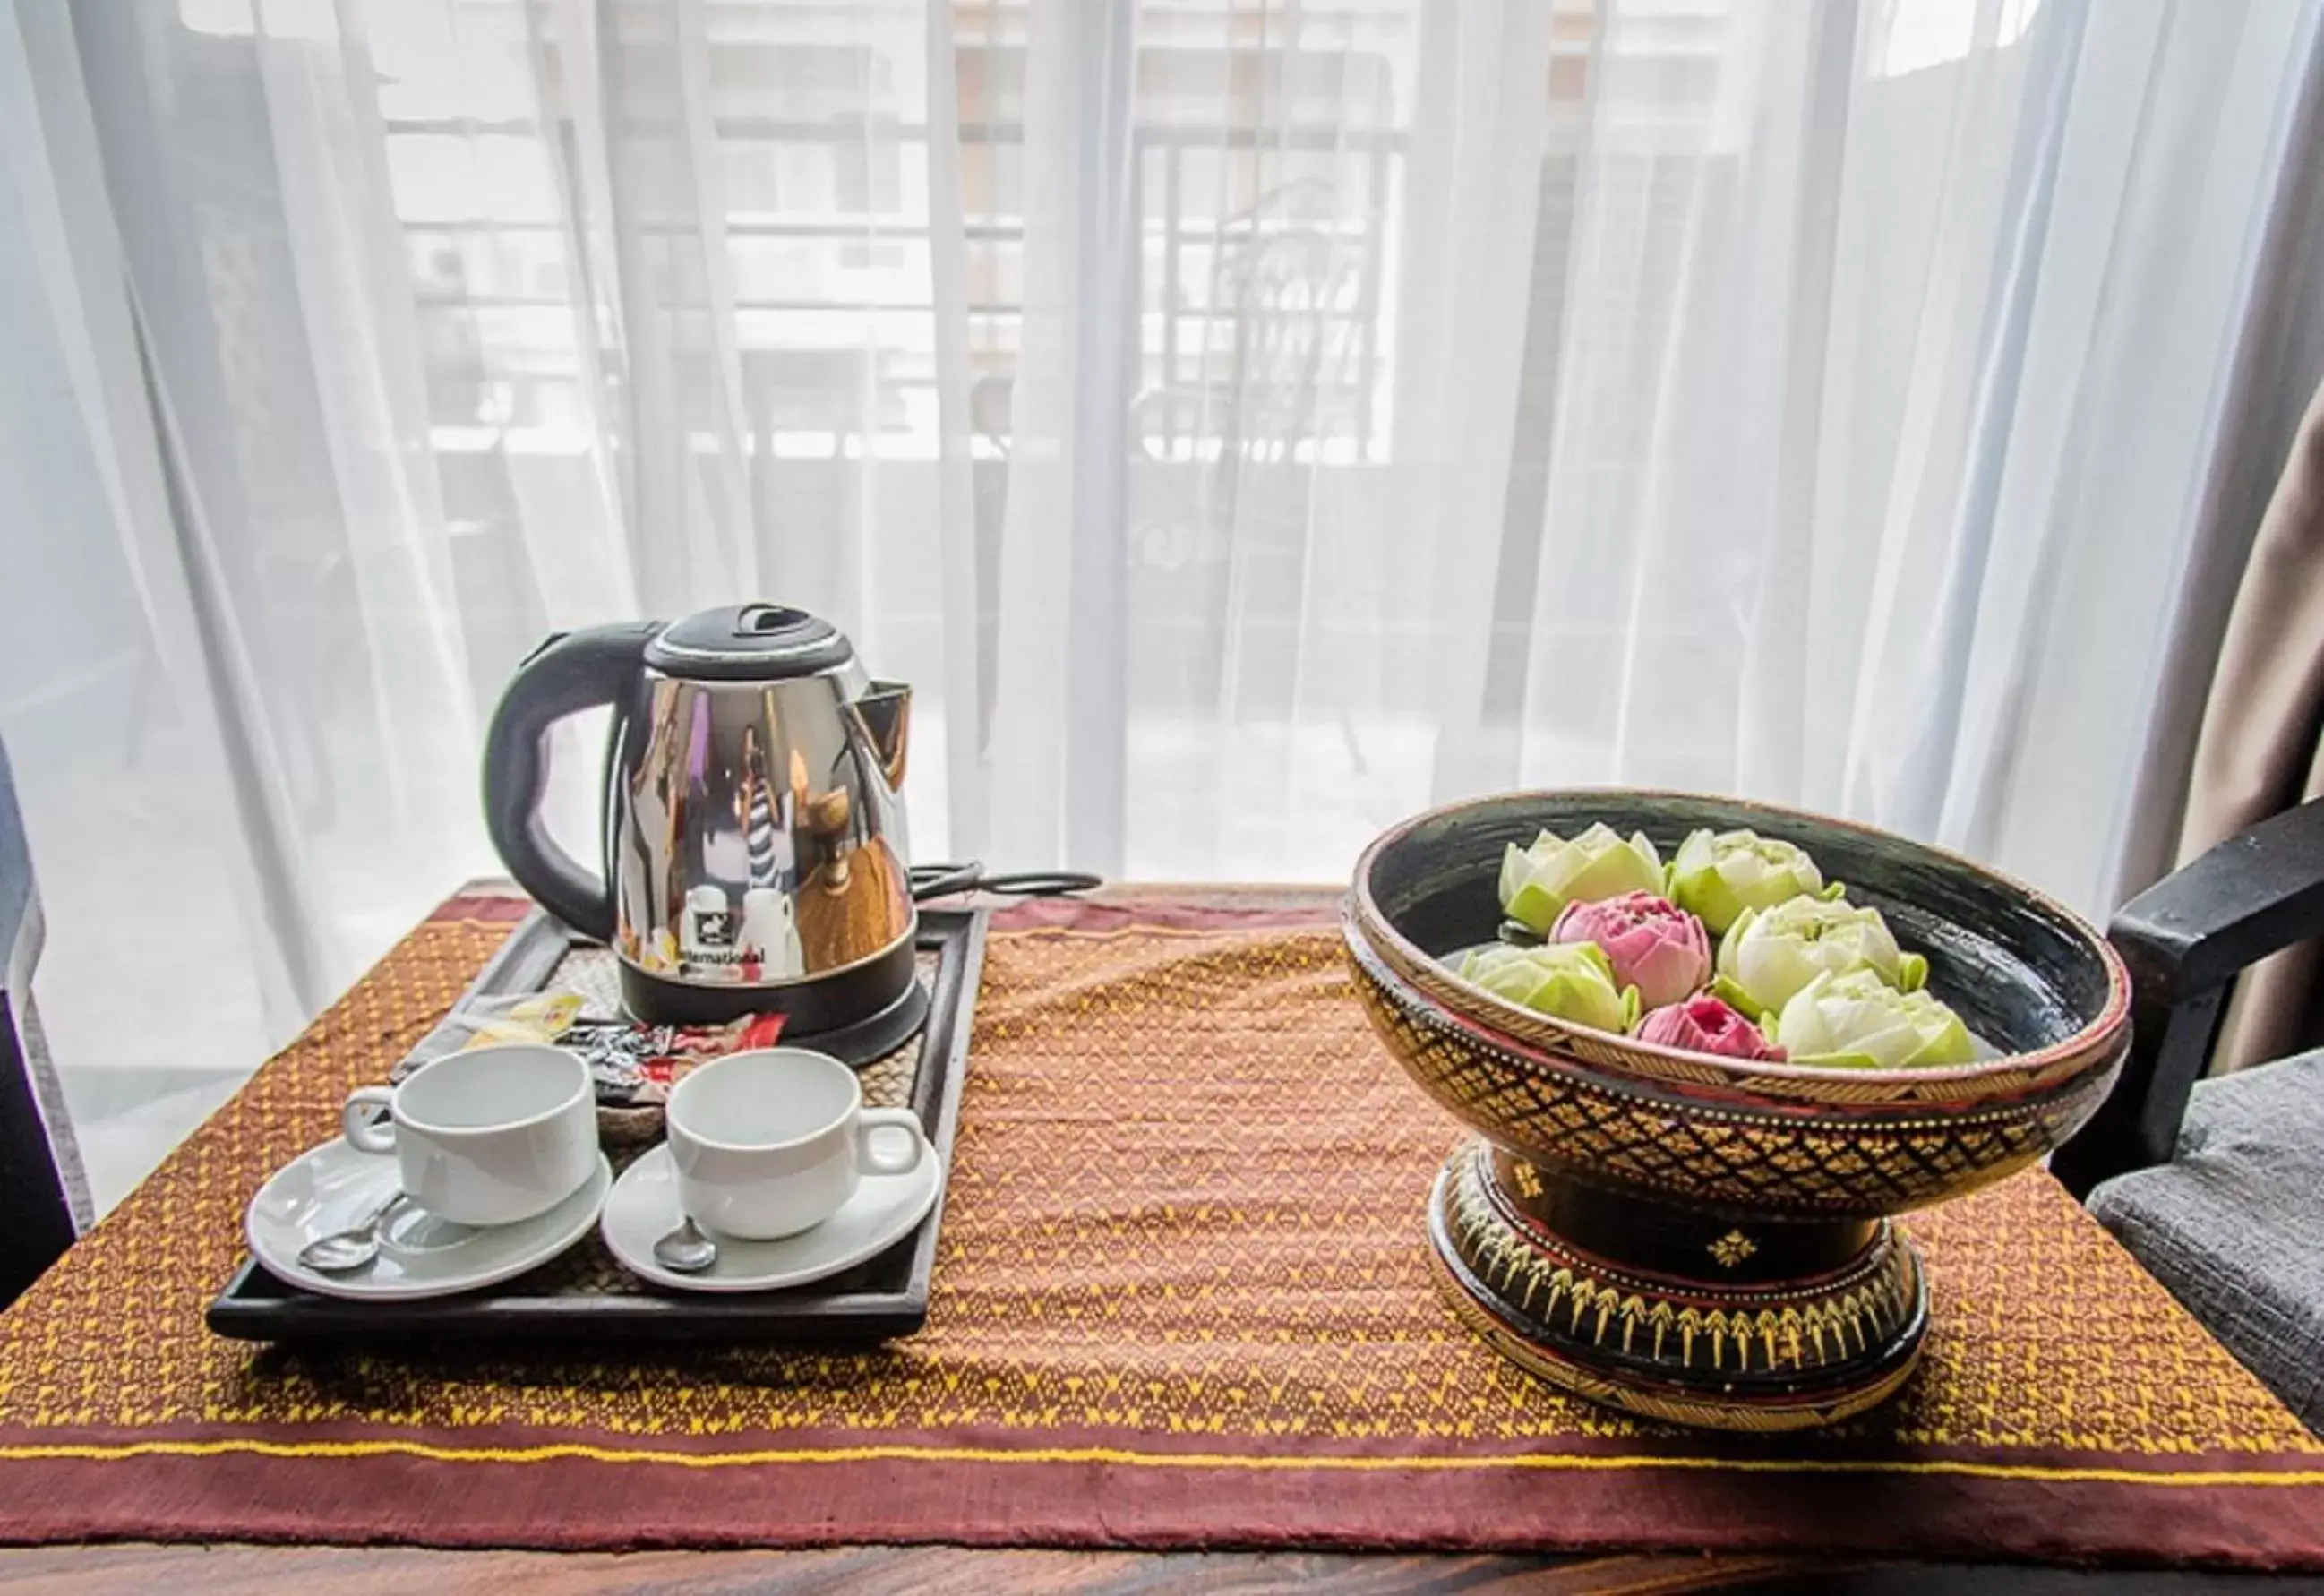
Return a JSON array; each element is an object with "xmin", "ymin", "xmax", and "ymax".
[
  {"xmin": 601, "ymin": 1138, "xmax": 944, "ymax": 1293},
  {"xmin": 246, "ymin": 1139, "xmax": 612, "ymax": 1301}
]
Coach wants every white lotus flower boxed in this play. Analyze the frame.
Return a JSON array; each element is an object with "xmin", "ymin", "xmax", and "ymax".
[
  {"xmin": 1460, "ymin": 940, "xmax": 1642, "ymax": 1034},
  {"xmin": 1712, "ymin": 893, "xmax": 1926, "ymax": 1018},
  {"xmin": 1497, "ymin": 823, "xmax": 1665, "ymax": 935},
  {"xmin": 1666, "ymin": 828, "xmax": 1834, "ymax": 934},
  {"xmin": 1767, "ymin": 968, "xmax": 1976, "ymax": 1069}
]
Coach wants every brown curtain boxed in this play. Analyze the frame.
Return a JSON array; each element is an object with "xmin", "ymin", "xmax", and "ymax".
[{"xmin": 2177, "ymin": 375, "xmax": 2324, "ymax": 1072}]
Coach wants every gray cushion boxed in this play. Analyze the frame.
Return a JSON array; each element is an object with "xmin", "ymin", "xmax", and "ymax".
[{"xmin": 2088, "ymin": 1049, "xmax": 2324, "ymax": 1434}]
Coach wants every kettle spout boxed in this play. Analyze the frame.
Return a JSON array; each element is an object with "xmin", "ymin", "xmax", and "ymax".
[{"xmin": 845, "ymin": 681, "xmax": 913, "ymax": 790}]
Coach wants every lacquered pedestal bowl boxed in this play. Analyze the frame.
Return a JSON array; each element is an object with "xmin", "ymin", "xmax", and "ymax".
[{"xmin": 1346, "ymin": 792, "xmax": 2130, "ymax": 1432}]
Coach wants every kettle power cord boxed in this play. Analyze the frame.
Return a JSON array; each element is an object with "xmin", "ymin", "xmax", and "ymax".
[{"xmin": 908, "ymin": 863, "xmax": 1103, "ymax": 902}]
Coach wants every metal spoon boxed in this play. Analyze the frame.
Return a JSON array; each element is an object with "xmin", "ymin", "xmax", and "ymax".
[
  {"xmin": 653, "ymin": 1214, "xmax": 718, "ymax": 1274},
  {"xmin": 298, "ymin": 1188, "xmax": 407, "ymax": 1274}
]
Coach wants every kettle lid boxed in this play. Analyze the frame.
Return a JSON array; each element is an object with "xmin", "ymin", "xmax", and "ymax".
[{"xmin": 643, "ymin": 603, "xmax": 854, "ymax": 680}]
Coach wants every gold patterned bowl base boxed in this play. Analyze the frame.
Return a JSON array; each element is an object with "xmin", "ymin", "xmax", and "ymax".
[{"xmin": 1428, "ymin": 1141, "xmax": 1927, "ymax": 1432}]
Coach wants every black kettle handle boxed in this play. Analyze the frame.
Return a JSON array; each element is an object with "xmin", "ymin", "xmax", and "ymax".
[{"xmin": 480, "ymin": 622, "xmax": 659, "ymax": 941}]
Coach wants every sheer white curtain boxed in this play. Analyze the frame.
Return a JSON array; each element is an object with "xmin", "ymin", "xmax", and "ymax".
[
  {"xmin": 1462, "ymin": 0, "xmax": 2324, "ymax": 918},
  {"xmin": 4, "ymin": 0, "xmax": 2321, "ymax": 1197}
]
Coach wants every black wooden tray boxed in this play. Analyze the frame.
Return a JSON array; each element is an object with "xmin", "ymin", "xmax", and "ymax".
[{"xmin": 206, "ymin": 905, "xmax": 985, "ymax": 1348}]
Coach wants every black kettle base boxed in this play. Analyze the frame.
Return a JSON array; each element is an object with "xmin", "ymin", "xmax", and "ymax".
[
  {"xmin": 616, "ymin": 940, "xmax": 930, "ymax": 1069},
  {"xmin": 778, "ymin": 979, "xmax": 930, "ymax": 1069}
]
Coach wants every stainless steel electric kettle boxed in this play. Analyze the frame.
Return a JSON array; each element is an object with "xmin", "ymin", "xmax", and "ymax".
[{"xmin": 482, "ymin": 604, "xmax": 925, "ymax": 1056}]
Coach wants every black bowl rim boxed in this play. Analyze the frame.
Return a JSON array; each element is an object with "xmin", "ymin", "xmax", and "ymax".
[{"xmin": 1349, "ymin": 787, "xmax": 2132, "ymax": 1092}]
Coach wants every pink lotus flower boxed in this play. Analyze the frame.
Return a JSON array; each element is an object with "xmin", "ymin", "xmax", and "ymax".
[
  {"xmin": 1548, "ymin": 891, "xmax": 1711, "ymax": 1010},
  {"xmin": 1636, "ymin": 994, "xmax": 1788, "ymax": 1062}
]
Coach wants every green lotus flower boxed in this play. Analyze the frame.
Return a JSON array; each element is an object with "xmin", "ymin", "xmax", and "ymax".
[
  {"xmin": 1460, "ymin": 940, "xmax": 1642, "ymax": 1034},
  {"xmin": 1497, "ymin": 823, "xmax": 1665, "ymax": 934},
  {"xmin": 1711, "ymin": 894, "xmax": 1928, "ymax": 1019},
  {"xmin": 1667, "ymin": 828, "xmax": 1837, "ymax": 934},
  {"xmin": 1765, "ymin": 968, "xmax": 1977, "ymax": 1069}
]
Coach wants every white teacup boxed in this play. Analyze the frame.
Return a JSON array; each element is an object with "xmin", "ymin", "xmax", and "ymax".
[
  {"xmin": 665, "ymin": 1048, "xmax": 926, "ymax": 1240},
  {"xmin": 342, "ymin": 1043, "xmax": 596, "ymax": 1228}
]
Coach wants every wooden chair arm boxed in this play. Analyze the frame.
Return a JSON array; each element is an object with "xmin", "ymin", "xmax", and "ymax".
[{"xmin": 2053, "ymin": 794, "xmax": 2324, "ymax": 1196}]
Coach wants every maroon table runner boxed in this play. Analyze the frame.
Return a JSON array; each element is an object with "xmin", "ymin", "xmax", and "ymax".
[{"xmin": 0, "ymin": 894, "xmax": 2318, "ymax": 1567}]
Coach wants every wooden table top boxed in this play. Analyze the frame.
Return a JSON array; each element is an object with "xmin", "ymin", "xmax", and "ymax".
[
  {"xmin": 1, "ymin": 887, "xmax": 2295, "ymax": 1590},
  {"xmin": 0, "ymin": 1544, "xmax": 2292, "ymax": 1591}
]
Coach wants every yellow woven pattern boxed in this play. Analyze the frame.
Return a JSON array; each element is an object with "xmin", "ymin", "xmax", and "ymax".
[{"xmin": 0, "ymin": 911, "xmax": 2313, "ymax": 1464}]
